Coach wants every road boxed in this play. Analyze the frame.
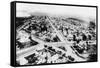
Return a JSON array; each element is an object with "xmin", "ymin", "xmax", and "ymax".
[{"xmin": 46, "ymin": 16, "xmax": 87, "ymax": 61}]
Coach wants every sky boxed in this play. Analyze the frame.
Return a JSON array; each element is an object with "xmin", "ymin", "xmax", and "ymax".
[{"xmin": 16, "ymin": 3, "xmax": 96, "ymax": 19}]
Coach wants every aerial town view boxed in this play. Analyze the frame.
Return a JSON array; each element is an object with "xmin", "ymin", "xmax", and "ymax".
[{"xmin": 16, "ymin": 3, "xmax": 97, "ymax": 65}]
